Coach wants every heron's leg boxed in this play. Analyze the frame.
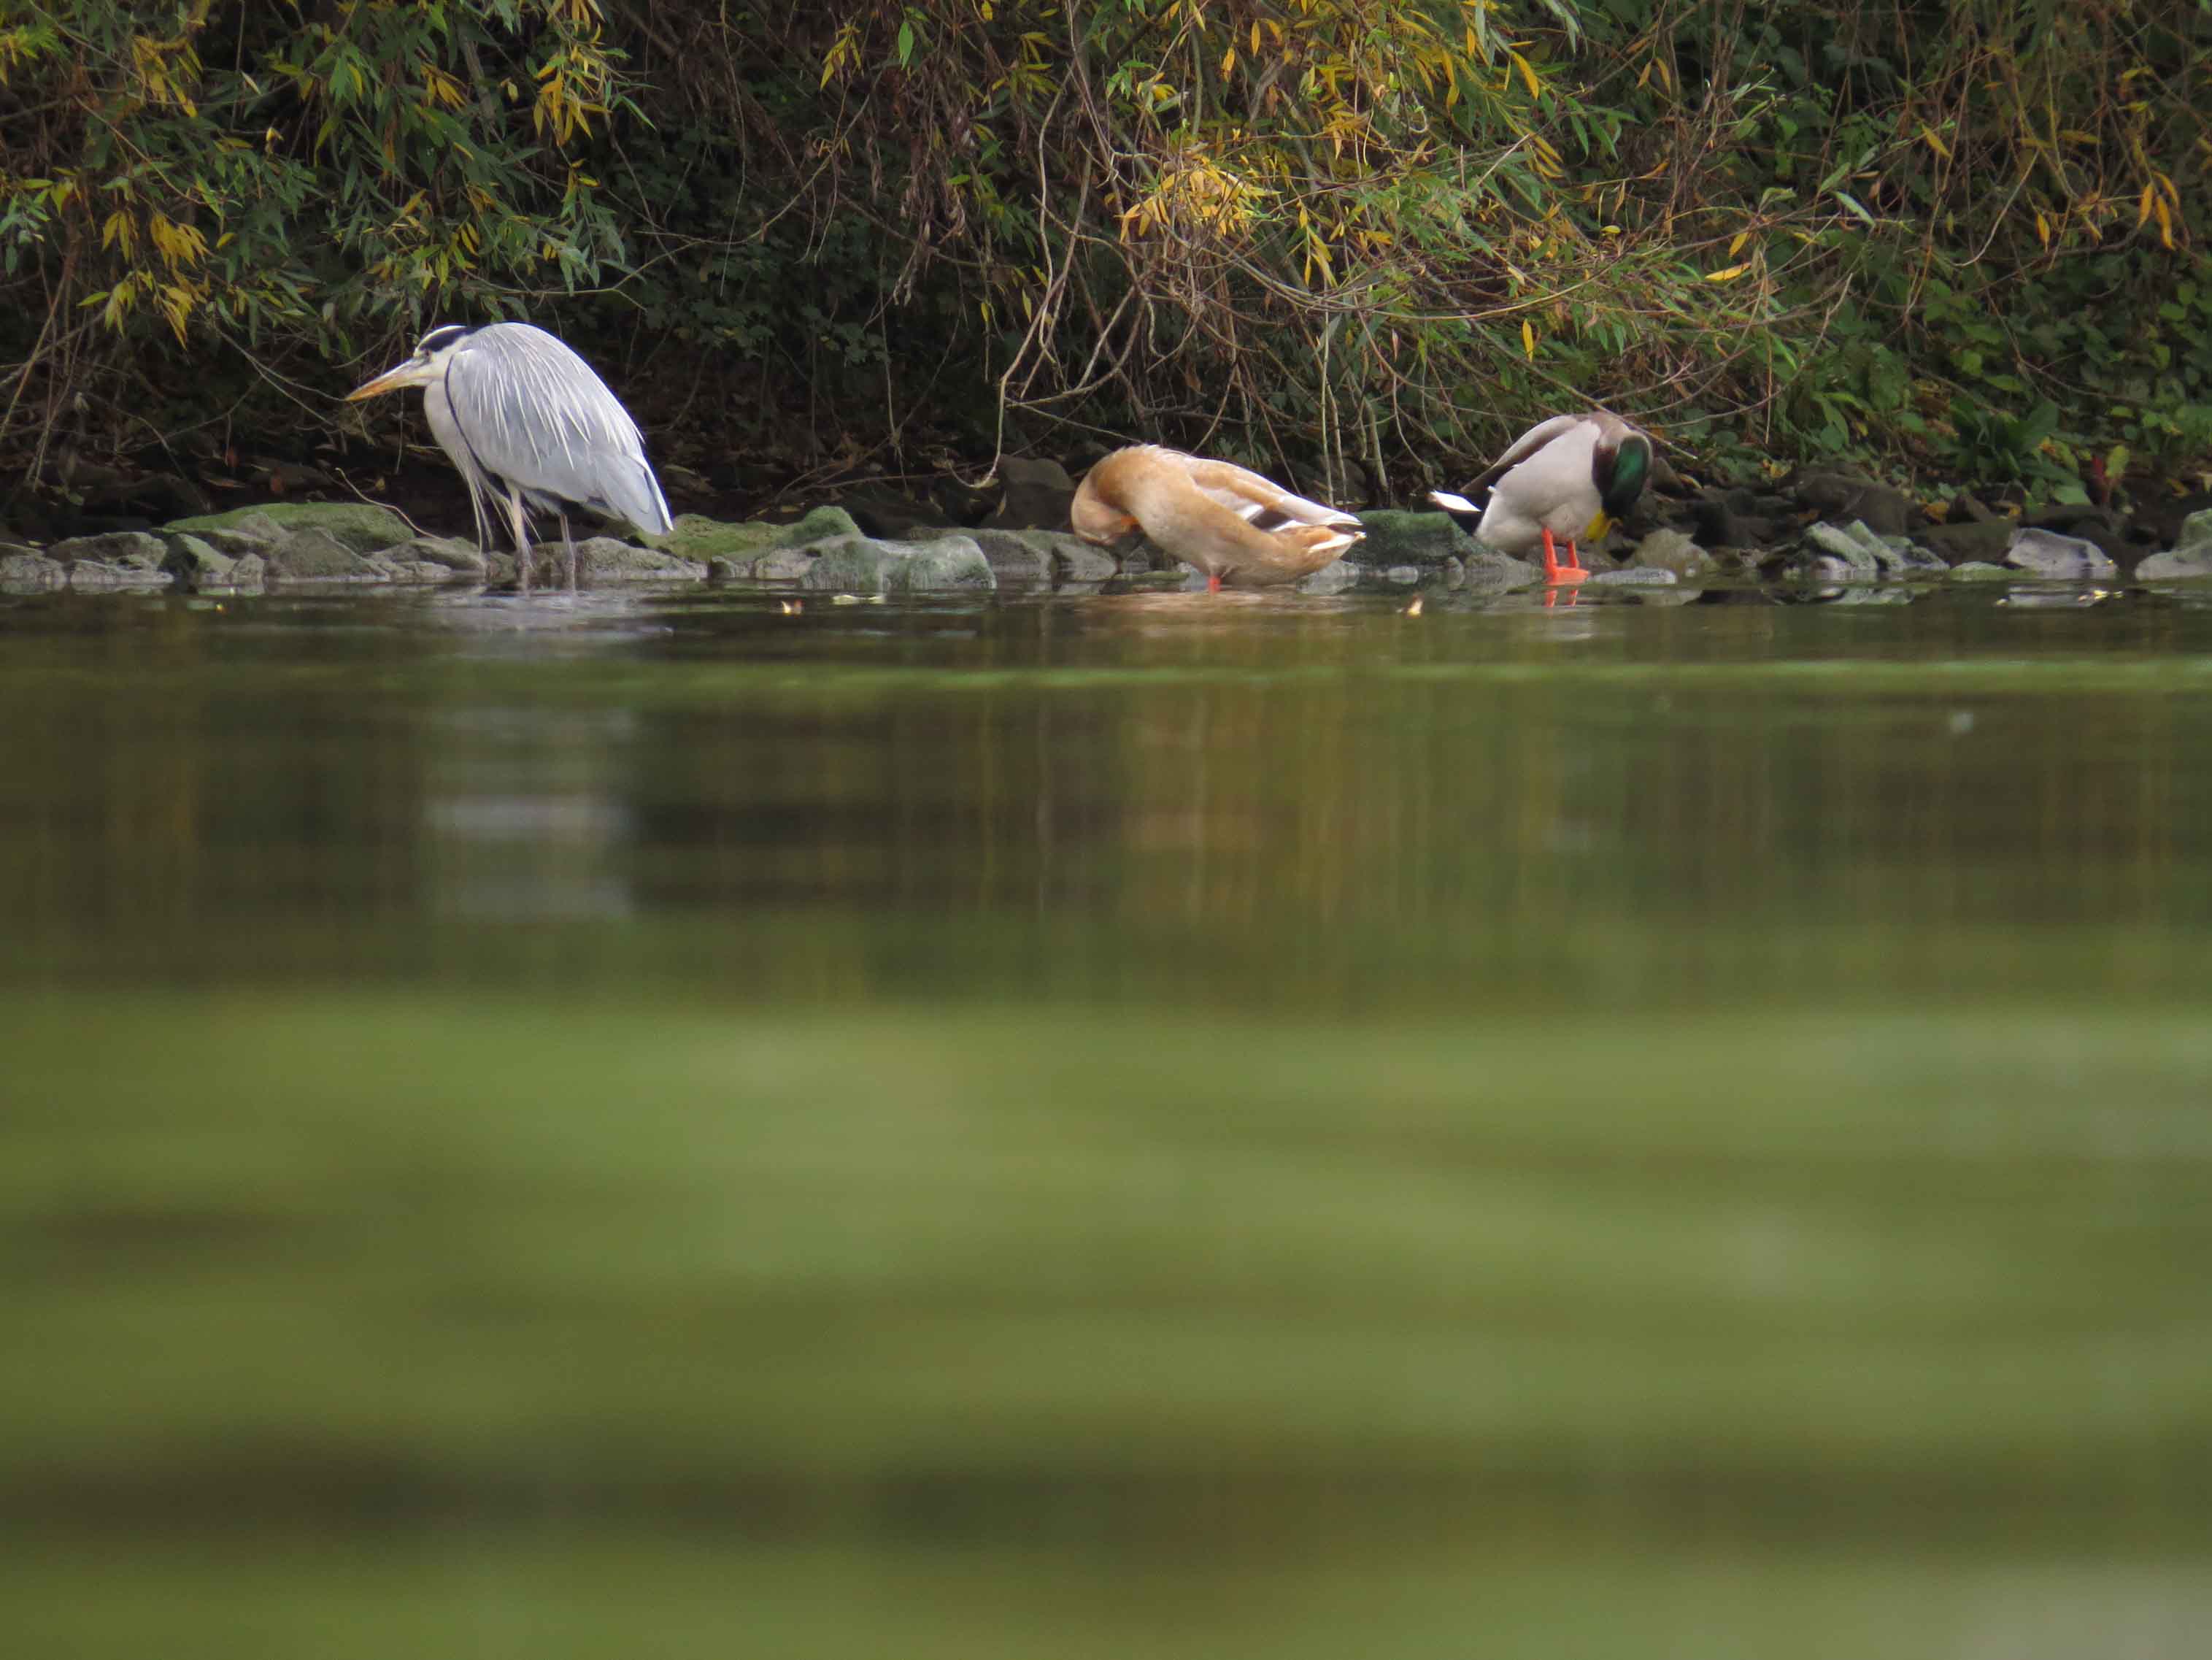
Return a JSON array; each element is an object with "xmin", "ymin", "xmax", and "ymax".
[
  {"xmin": 506, "ymin": 491, "xmax": 533, "ymax": 596},
  {"xmin": 560, "ymin": 510, "xmax": 578, "ymax": 593},
  {"xmin": 464, "ymin": 480, "xmax": 493, "ymax": 569}
]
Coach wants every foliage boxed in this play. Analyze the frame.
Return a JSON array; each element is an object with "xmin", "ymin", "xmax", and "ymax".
[
  {"xmin": 3, "ymin": 0, "xmax": 2208, "ymax": 505},
  {"xmin": 0, "ymin": 0, "xmax": 637, "ymax": 473}
]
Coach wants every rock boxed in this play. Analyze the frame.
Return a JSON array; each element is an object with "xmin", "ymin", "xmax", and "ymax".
[
  {"xmin": 801, "ymin": 534, "xmax": 996, "ymax": 593},
  {"xmin": 2004, "ymin": 527, "xmax": 2116, "ymax": 581},
  {"xmin": 390, "ymin": 536, "xmax": 486, "ymax": 575},
  {"xmin": 1052, "ymin": 539, "xmax": 1119, "ymax": 584},
  {"xmin": 2022, "ymin": 502, "xmax": 2130, "ymax": 566},
  {"xmin": 163, "ymin": 518, "xmax": 284, "ymax": 560},
  {"xmin": 1950, "ymin": 493, "xmax": 2004, "ymax": 524},
  {"xmin": 69, "ymin": 561, "xmax": 173, "ymax": 591},
  {"xmin": 651, "ymin": 507, "xmax": 861, "ymax": 564},
  {"xmin": 161, "ymin": 534, "xmax": 236, "ymax": 585},
  {"xmin": 1946, "ymin": 561, "xmax": 2011, "ymax": 581},
  {"xmin": 2133, "ymin": 491, "xmax": 2212, "ymax": 553},
  {"xmin": 1297, "ymin": 559, "xmax": 1360, "ymax": 596},
  {"xmin": 986, "ymin": 457, "xmax": 1077, "ymax": 531},
  {"xmin": 223, "ymin": 554, "xmax": 268, "ymax": 591},
  {"xmin": 720, "ymin": 549, "xmax": 816, "ymax": 583},
  {"xmin": 163, "ymin": 500, "xmax": 413, "ymax": 556},
  {"xmin": 268, "ymin": 526, "xmax": 385, "ymax": 581},
  {"xmin": 840, "ymin": 483, "xmax": 949, "ymax": 539},
  {"xmin": 962, "ymin": 528, "xmax": 1116, "ymax": 588},
  {"xmin": 519, "ymin": 538, "xmax": 709, "ymax": 585},
  {"xmin": 1383, "ymin": 564, "xmax": 1424, "ymax": 587},
  {"xmin": 1353, "ymin": 509, "xmax": 1476, "ymax": 568},
  {"xmin": 1911, "ymin": 519, "xmax": 2015, "ymax": 567},
  {"xmin": 1792, "ymin": 468, "xmax": 1914, "ymax": 537},
  {"xmin": 0, "ymin": 551, "xmax": 69, "ymax": 593},
  {"xmin": 50, "ymin": 529, "xmax": 168, "ymax": 568},
  {"xmin": 1589, "ymin": 566, "xmax": 1679, "ymax": 587},
  {"xmin": 1627, "ymin": 529, "xmax": 1711, "ymax": 579},
  {"xmin": 1793, "ymin": 520, "xmax": 1886, "ymax": 581},
  {"xmin": 1462, "ymin": 549, "xmax": 1542, "ymax": 593},
  {"xmin": 2135, "ymin": 547, "xmax": 2212, "ymax": 582},
  {"xmin": 1694, "ymin": 485, "xmax": 1797, "ymax": 549},
  {"xmin": 2133, "ymin": 507, "xmax": 2212, "ymax": 580},
  {"xmin": 51, "ymin": 531, "xmax": 173, "ymax": 590}
]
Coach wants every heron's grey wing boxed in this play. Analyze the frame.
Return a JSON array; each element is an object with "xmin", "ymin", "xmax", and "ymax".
[{"xmin": 448, "ymin": 325, "xmax": 672, "ymax": 537}]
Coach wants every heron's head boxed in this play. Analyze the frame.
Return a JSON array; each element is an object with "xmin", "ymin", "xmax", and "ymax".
[{"xmin": 345, "ymin": 325, "xmax": 474, "ymax": 401}]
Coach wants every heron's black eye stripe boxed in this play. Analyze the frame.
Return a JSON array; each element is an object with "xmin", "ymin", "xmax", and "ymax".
[{"xmin": 416, "ymin": 323, "xmax": 474, "ymax": 355}]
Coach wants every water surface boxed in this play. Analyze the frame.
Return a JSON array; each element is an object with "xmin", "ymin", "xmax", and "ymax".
[{"xmin": 4, "ymin": 581, "xmax": 2208, "ymax": 1656}]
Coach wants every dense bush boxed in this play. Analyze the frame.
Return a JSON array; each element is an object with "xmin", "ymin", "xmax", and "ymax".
[{"xmin": 2, "ymin": 1, "xmax": 2205, "ymax": 505}]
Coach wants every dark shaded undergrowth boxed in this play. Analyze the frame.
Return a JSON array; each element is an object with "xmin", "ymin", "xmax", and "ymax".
[{"xmin": 3, "ymin": 1, "xmax": 2208, "ymax": 515}]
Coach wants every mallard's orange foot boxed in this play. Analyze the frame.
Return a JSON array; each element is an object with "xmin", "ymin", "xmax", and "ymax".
[
  {"xmin": 1540, "ymin": 529, "xmax": 1588, "ymax": 586},
  {"xmin": 1206, "ymin": 572, "xmax": 1222, "ymax": 594}
]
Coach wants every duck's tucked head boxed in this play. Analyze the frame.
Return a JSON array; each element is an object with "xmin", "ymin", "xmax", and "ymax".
[{"xmin": 1596, "ymin": 431, "xmax": 1652, "ymax": 520}]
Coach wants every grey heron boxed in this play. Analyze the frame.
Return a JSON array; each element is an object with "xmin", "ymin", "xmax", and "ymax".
[{"xmin": 347, "ymin": 321, "xmax": 673, "ymax": 593}]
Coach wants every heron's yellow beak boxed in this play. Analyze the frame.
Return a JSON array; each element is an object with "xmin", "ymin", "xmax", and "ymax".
[
  {"xmin": 1582, "ymin": 510, "xmax": 1613, "ymax": 544},
  {"xmin": 345, "ymin": 362, "xmax": 425, "ymax": 401}
]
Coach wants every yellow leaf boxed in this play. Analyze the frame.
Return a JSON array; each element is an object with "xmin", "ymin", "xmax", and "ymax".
[
  {"xmin": 1250, "ymin": 20, "xmax": 1260, "ymax": 53},
  {"xmin": 1729, "ymin": 231, "xmax": 1749, "ymax": 256},
  {"xmin": 1706, "ymin": 263, "xmax": 1749, "ymax": 283},
  {"xmin": 2138, "ymin": 184, "xmax": 2154, "ymax": 226},
  {"xmin": 2035, "ymin": 210, "xmax": 2050, "ymax": 247},
  {"xmin": 1521, "ymin": 319, "xmax": 1535, "ymax": 360},
  {"xmin": 2155, "ymin": 197, "xmax": 2174, "ymax": 250},
  {"xmin": 1222, "ymin": 46, "xmax": 1235, "ymax": 77},
  {"xmin": 1508, "ymin": 49, "xmax": 1539, "ymax": 101},
  {"xmin": 1918, "ymin": 124, "xmax": 1951, "ymax": 161}
]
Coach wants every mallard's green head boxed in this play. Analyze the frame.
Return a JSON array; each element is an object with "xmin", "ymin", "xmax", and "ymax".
[{"xmin": 1596, "ymin": 431, "xmax": 1652, "ymax": 520}]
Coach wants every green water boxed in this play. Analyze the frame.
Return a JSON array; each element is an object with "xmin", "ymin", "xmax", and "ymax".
[{"xmin": 4, "ymin": 583, "xmax": 2210, "ymax": 1657}]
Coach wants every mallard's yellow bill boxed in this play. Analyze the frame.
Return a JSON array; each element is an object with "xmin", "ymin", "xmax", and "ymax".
[{"xmin": 1583, "ymin": 511, "xmax": 1612, "ymax": 543}]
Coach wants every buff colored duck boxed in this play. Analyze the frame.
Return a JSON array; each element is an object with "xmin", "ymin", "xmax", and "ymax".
[
  {"xmin": 1428, "ymin": 412, "xmax": 1652, "ymax": 584},
  {"xmin": 1071, "ymin": 445, "xmax": 1365, "ymax": 591}
]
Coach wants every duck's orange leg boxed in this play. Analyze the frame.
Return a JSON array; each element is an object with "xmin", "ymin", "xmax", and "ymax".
[
  {"xmin": 1541, "ymin": 529, "xmax": 1588, "ymax": 586},
  {"xmin": 1207, "ymin": 572, "xmax": 1222, "ymax": 594}
]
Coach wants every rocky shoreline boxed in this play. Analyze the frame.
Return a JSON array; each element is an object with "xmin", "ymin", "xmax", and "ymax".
[{"xmin": 6, "ymin": 458, "xmax": 2211, "ymax": 596}]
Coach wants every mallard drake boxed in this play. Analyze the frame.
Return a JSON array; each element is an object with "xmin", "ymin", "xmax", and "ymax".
[
  {"xmin": 1071, "ymin": 445, "xmax": 1365, "ymax": 592},
  {"xmin": 1428, "ymin": 412, "xmax": 1652, "ymax": 584}
]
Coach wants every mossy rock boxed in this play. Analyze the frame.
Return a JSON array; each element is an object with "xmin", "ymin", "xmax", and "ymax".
[
  {"xmin": 1352, "ymin": 509, "xmax": 1476, "ymax": 567},
  {"xmin": 518, "ymin": 538, "xmax": 708, "ymax": 585},
  {"xmin": 268, "ymin": 526, "xmax": 385, "ymax": 580},
  {"xmin": 801, "ymin": 534, "xmax": 995, "ymax": 593},
  {"xmin": 164, "ymin": 500, "xmax": 413, "ymax": 556},
  {"xmin": 161, "ymin": 534, "xmax": 237, "ymax": 585},
  {"xmin": 0, "ymin": 552, "xmax": 69, "ymax": 593},
  {"xmin": 1629, "ymin": 529, "xmax": 1711, "ymax": 579},
  {"xmin": 649, "ymin": 507, "xmax": 863, "ymax": 564}
]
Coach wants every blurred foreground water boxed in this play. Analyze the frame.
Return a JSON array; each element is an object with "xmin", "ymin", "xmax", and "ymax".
[{"xmin": 4, "ymin": 583, "xmax": 2209, "ymax": 1658}]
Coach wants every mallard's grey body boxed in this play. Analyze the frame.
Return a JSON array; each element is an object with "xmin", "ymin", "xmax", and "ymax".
[{"xmin": 1428, "ymin": 412, "xmax": 1652, "ymax": 565}]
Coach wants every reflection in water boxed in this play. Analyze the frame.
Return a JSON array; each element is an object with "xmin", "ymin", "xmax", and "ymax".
[{"xmin": 2, "ymin": 582, "xmax": 2210, "ymax": 1656}]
